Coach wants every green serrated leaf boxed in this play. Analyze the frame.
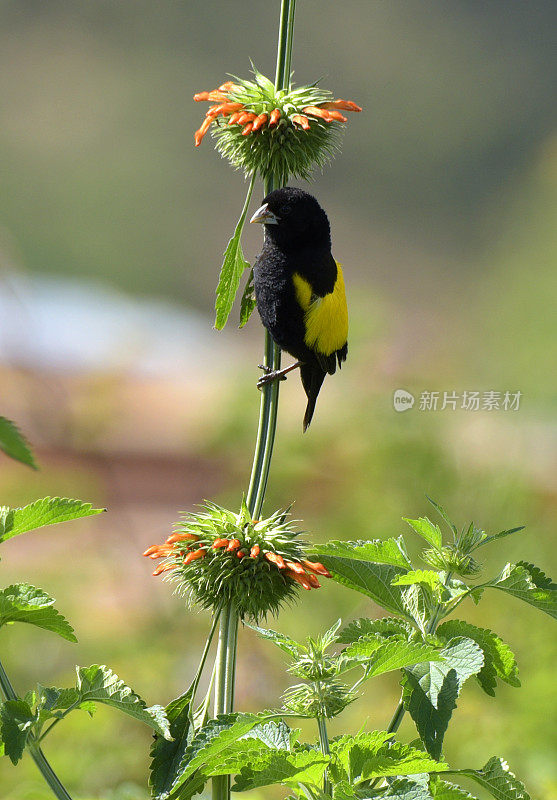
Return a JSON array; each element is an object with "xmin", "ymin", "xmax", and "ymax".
[
  {"xmin": 214, "ymin": 175, "xmax": 255, "ymax": 330},
  {"xmin": 332, "ymin": 780, "xmax": 360, "ymax": 800},
  {"xmin": 0, "ymin": 700, "xmax": 36, "ymax": 764},
  {"xmin": 314, "ymin": 539, "xmax": 412, "ymax": 569},
  {"xmin": 446, "ymin": 757, "xmax": 530, "ymax": 800},
  {"xmin": 150, "ymin": 688, "xmax": 194, "ymax": 799},
  {"xmin": 247, "ymin": 624, "xmax": 303, "ymax": 659},
  {"xmin": 207, "ymin": 737, "xmax": 277, "ymax": 778},
  {"xmin": 312, "ymin": 542, "xmax": 411, "ymax": 618},
  {"xmin": 0, "ymin": 497, "xmax": 104, "ymax": 544},
  {"xmin": 516, "ymin": 561, "xmax": 556, "ymax": 589},
  {"xmin": 483, "ymin": 563, "xmax": 557, "ymax": 619},
  {"xmin": 429, "ymin": 776, "xmax": 478, "ymax": 800},
  {"xmin": 239, "ymin": 268, "xmax": 257, "ymax": 328},
  {"xmin": 242, "ymin": 719, "xmax": 293, "ymax": 750},
  {"xmin": 169, "ymin": 712, "xmax": 278, "ymax": 798},
  {"xmin": 381, "ymin": 777, "xmax": 435, "ymax": 800},
  {"xmin": 233, "ymin": 748, "xmax": 329, "ymax": 792},
  {"xmin": 32, "ymin": 685, "xmax": 95, "ymax": 736},
  {"xmin": 392, "ymin": 570, "xmax": 443, "ymax": 593},
  {"xmin": 403, "ymin": 518, "xmax": 443, "ymax": 550},
  {"xmin": 437, "ymin": 620, "xmax": 520, "ymax": 696},
  {"xmin": 75, "ymin": 665, "xmax": 171, "ymax": 740},
  {"xmin": 401, "ymin": 584, "xmax": 433, "ymax": 636},
  {"xmin": 338, "ymin": 617, "xmax": 412, "ymax": 644},
  {"xmin": 330, "ymin": 731, "xmax": 448, "ymax": 784},
  {"xmin": 0, "ymin": 417, "xmax": 37, "ymax": 469},
  {"xmin": 341, "ymin": 635, "xmax": 385, "ymax": 661},
  {"xmin": 403, "ymin": 637, "xmax": 484, "ymax": 759},
  {"xmin": 345, "ymin": 637, "xmax": 443, "ymax": 679},
  {"xmin": 0, "ymin": 584, "xmax": 77, "ymax": 642},
  {"xmin": 202, "ymin": 722, "xmax": 294, "ymax": 782}
]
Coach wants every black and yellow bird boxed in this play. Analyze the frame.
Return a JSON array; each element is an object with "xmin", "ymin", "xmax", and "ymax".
[{"xmin": 250, "ymin": 187, "xmax": 348, "ymax": 431}]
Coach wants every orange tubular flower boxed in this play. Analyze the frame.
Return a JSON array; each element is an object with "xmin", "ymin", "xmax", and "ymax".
[
  {"xmin": 212, "ymin": 538, "xmax": 229, "ymax": 549},
  {"xmin": 250, "ymin": 544, "xmax": 261, "ymax": 558},
  {"xmin": 143, "ymin": 544, "xmax": 174, "ymax": 559},
  {"xmin": 252, "ymin": 113, "xmax": 268, "ymax": 131},
  {"xmin": 237, "ymin": 550, "xmax": 246, "ymax": 559},
  {"xmin": 285, "ymin": 569, "xmax": 313, "ymax": 590},
  {"xmin": 194, "ymin": 117, "xmax": 212, "ymax": 147},
  {"xmin": 153, "ymin": 563, "xmax": 175, "ymax": 576},
  {"xmin": 265, "ymin": 551, "xmax": 287, "ymax": 570},
  {"xmin": 207, "ymin": 102, "xmax": 244, "ymax": 118},
  {"xmin": 184, "ymin": 548, "xmax": 207, "ymax": 565},
  {"xmin": 285, "ymin": 560, "xmax": 305, "ymax": 575},
  {"xmin": 143, "ymin": 544, "xmax": 163, "ymax": 557},
  {"xmin": 306, "ymin": 573, "xmax": 321, "ymax": 589},
  {"xmin": 228, "ymin": 112, "xmax": 243, "ymax": 125},
  {"xmin": 227, "ymin": 538, "xmax": 241, "ymax": 551},
  {"xmin": 237, "ymin": 112, "xmax": 255, "ymax": 125},
  {"xmin": 166, "ymin": 532, "xmax": 199, "ymax": 544},
  {"xmin": 301, "ymin": 559, "xmax": 332, "ymax": 578},
  {"xmin": 302, "ymin": 106, "xmax": 335, "ymax": 122},
  {"xmin": 269, "ymin": 108, "xmax": 281, "ymax": 126},
  {"xmin": 242, "ymin": 123, "xmax": 254, "ymax": 135},
  {"xmin": 291, "ymin": 114, "xmax": 311, "ymax": 130},
  {"xmin": 207, "ymin": 90, "xmax": 228, "ymax": 102},
  {"xmin": 321, "ymin": 99, "xmax": 362, "ymax": 112},
  {"xmin": 321, "ymin": 109, "xmax": 347, "ymax": 123}
]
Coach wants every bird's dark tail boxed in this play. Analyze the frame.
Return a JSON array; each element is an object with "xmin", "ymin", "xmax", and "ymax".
[{"xmin": 300, "ymin": 362, "xmax": 326, "ymax": 432}]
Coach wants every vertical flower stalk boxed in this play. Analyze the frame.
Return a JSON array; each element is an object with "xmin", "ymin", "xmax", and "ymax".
[
  {"xmin": 212, "ymin": 8, "xmax": 295, "ymax": 800},
  {"xmin": 187, "ymin": 4, "xmax": 360, "ymax": 800}
]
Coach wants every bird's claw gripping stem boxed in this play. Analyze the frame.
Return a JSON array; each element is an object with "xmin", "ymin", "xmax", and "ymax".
[
  {"xmin": 257, "ymin": 365, "xmax": 288, "ymax": 388},
  {"xmin": 256, "ymin": 360, "xmax": 303, "ymax": 389}
]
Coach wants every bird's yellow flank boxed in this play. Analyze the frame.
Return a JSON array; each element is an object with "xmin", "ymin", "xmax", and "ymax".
[{"xmin": 292, "ymin": 265, "xmax": 348, "ymax": 356}]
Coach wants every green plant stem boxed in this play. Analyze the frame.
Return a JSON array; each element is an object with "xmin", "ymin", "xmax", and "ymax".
[
  {"xmin": 27, "ymin": 745, "xmax": 73, "ymax": 800},
  {"xmin": 274, "ymin": 0, "xmax": 292, "ymax": 90},
  {"xmin": 386, "ymin": 698, "xmax": 406, "ymax": 735},
  {"xmin": 191, "ymin": 607, "xmax": 222, "ymax": 702},
  {"xmin": 213, "ymin": 6, "xmax": 295, "ymax": 800},
  {"xmin": 0, "ymin": 656, "xmax": 73, "ymax": 800},
  {"xmin": 313, "ymin": 678, "xmax": 332, "ymax": 796},
  {"xmin": 246, "ymin": 0, "xmax": 295, "ymax": 519},
  {"xmin": 283, "ymin": 0, "xmax": 297, "ymax": 86},
  {"xmin": 317, "ymin": 713, "xmax": 331, "ymax": 796},
  {"xmin": 245, "ymin": 306, "xmax": 281, "ymax": 519},
  {"xmin": 213, "ymin": 604, "xmax": 238, "ymax": 800},
  {"xmin": 0, "ymin": 654, "xmax": 17, "ymax": 702}
]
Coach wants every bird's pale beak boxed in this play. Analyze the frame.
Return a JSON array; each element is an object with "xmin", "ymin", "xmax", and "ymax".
[{"xmin": 249, "ymin": 203, "xmax": 279, "ymax": 225}]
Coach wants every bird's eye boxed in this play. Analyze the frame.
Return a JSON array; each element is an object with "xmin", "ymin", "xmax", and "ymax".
[{"xmin": 282, "ymin": 203, "xmax": 292, "ymax": 216}]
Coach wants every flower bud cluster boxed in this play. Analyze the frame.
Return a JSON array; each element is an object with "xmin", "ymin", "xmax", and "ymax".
[
  {"xmin": 143, "ymin": 502, "xmax": 331, "ymax": 621},
  {"xmin": 193, "ymin": 68, "xmax": 361, "ymax": 184}
]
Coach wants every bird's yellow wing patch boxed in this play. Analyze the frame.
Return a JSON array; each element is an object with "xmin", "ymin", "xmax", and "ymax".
[{"xmin": 292, "ymin": 265, "xmax": 348, "ymax": 356}]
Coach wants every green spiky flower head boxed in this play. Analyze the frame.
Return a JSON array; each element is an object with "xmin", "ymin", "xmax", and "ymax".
[
  {"xmin": 143, "ymin": 500, "xmax": 331, "ymax": 622},
  {"xmin": 193, "ymin": 68, "xmax": 362, "ymax": 185}
]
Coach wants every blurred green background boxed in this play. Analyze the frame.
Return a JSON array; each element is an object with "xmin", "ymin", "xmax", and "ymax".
[{"xmin": 0, "ymin": 1, "xmax": 556, "ymax": 798}]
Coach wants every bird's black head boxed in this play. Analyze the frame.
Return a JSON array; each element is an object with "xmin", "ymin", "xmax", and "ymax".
[{"xmin": 250, "ymin": 187, "xmax": 331, "ymax": 252}]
